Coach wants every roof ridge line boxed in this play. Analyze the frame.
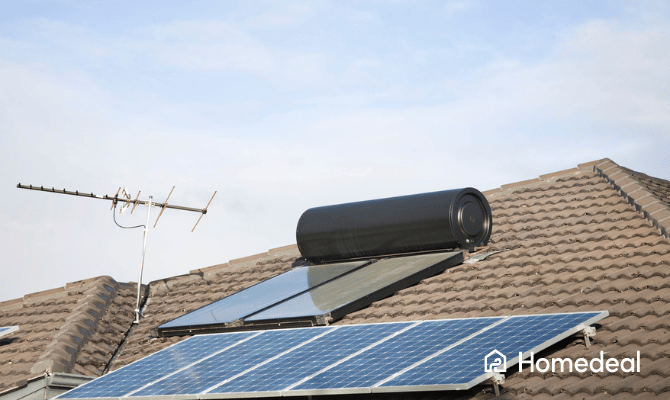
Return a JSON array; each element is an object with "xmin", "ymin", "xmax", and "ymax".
[
  {"xmin": 29, "ymin": 276, "xmax": 120, "ymax": 376},
  {"xmin": 0, "ymin": 276, "xmax": 117, "ymax": 310},
  {"xmin": 482, "ymin": 158, "xmax": 608, "ymax": 199},
  {"xmin": 187, "ymin": 244, "xmax": 299, "ymax": 280},
  {"xmin": 592, "ymin": 159, "xmax": 670, "ymax": 241}
]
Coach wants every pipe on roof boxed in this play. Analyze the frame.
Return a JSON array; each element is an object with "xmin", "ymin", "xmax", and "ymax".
[{"xmin": 296, "ymin": 187, "xmax": 492, "ymax": 263}]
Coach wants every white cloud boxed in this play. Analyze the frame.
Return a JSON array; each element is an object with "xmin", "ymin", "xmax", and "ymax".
[
  {"xmin": 127, "ymin": 20, "xmax": 333, "ymax": 89},
  {"xmin": 244, "ymin": 2, "xmax": 315, "ymax": 29},
  {"xmin": 340, "ymin": 58, "xmax": 383, "ymax": 86},
  {"xmin": 444, "ymin": 0, "xmax": 470, "ymax": 16},
  {"xmin": 134, "ymin": 21, "xmax": 277, "ymax": 74}
]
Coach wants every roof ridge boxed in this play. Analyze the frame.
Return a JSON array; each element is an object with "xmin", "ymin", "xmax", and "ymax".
[
  {"xmin": 591, "ymin": 159, "xmax": 670, "ymax": 241},
  {"xmin": 187, "ymin": 244, "xmax": 299, "ymax": 281},
  {"xmin": 0, "ymin": 276, "xmax": 110, "ymax": 311},
  {"xmin": 482, "ymin": 158, "xmax": 608, "ymax": 199},
  {"xmin": 29, "ymin": 276, "xmax": 120, "ymax": 375}
]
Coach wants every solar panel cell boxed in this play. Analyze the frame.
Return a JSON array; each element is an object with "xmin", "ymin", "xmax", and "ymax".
[
  {"xmin": 290, "ymin": 317, "xmax": 502, "ymax": 391},
  {"xmin": 209, "ymin": 322, "xmax": 414, "ymax": 394},
  {"xmin": 377, "ymin": 312, "xmax": 603, "ymax": 389},
  {"xmin": 134, "ymin": 327, "xmax": 334, "ymax": 396},
  {"xmin": 59, "ymin": 331, "xmax": 258, "ymax": 399}
]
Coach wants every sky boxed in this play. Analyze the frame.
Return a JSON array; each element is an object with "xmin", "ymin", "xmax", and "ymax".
[{"xmin": 1, "ymin": 1, "xmax": 669, "ymax": 302}]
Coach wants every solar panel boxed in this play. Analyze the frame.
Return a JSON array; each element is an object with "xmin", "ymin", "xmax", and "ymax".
[
  {"xmin": 58, "ymin": 311, "xmax": 607, "ymax": 400},
  {"xmin": 245, "ymin": 251, "xmax": 463, "ymax": 326},
  {"xmin": 374, "ymin": 312, "xmax": 602, "ymax": 392},
  {"xmin": 0, "ymin": 326, "xmax": 19, "ymax": 338},
  {"xmin": 157, "ymin": 260, "xmax": 368, "ymax": 336}
]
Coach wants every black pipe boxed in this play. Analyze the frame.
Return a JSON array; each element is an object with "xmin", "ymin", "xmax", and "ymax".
[{"xmin": 296, "ymin": 188, "xmax": 492, "ymax": 263}]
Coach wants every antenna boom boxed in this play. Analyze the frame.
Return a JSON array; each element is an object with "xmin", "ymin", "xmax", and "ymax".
[{"xmin": 17, "ymin": 184, "xmax": 209, "ymax": 214}]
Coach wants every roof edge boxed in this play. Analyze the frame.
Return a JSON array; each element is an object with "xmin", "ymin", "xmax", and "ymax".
[
  {"xmin": 592, "ymin": 158, "xmax": 670, "ymax": 240},
  {"xmin": 0, "ymin": 373, "xmax": 93, "ymax": 400}
]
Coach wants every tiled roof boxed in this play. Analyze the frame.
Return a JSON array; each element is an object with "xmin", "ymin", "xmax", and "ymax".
[
  {"xmin": 338, "ymin": 160, "xmax": 670, "ymax": 398},
  {"xmin": 0, "ymin": 277, "xmax": 139, "ymax": 394},
  {"xmin": 1, "ymin": 158, "xmax": 669, "ymax": 399}
]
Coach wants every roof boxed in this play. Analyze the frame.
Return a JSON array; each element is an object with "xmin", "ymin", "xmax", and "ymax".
[
  {"xmin": 1, "ymin": 158, "xmax": 669, "ymax": 399},
  {"xmin": 0, "ymin": 277, "xmax": 141, "ymax": 394}
]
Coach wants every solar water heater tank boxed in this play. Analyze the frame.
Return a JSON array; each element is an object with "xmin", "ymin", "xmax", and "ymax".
[{"xmin": 296, "ymin": 187, "xmax": 492, "ymax": 263}]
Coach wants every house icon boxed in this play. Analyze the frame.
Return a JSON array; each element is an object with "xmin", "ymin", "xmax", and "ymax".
[{"xmin": 484, "ymin": 349, "xmax": 506, "ymax": 372}]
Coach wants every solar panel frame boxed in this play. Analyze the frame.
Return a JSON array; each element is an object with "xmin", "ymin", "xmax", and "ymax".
[
  {"xmin": 55, "ymin": 311, "xmax": 608, "ymax": 400},
  {"xmin": 0, "ymin": 326, "xmax": 19, "ymax": 338},
  {"xmin": 244, "ymin": 251, "xmax": 464, "ymax": 327}
]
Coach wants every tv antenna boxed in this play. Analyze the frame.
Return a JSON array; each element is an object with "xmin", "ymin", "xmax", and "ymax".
[{"xmin": 17, "ymin": 183, "xmax": 216, "ymax": 323}]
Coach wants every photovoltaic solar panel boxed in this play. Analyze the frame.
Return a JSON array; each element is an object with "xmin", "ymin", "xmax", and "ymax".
[
  {"xmin": 157, "ymin": 260, "xmax": 368, "ymax": 336},
  {"xmin": 245, "ymin": 251, "xmax": 463, "ymax": 325},
  {"xmin": 376, "ymin": 312, "xmax": 602, "ymax": 391},
  {"xmin": 58, "ymin": 311, "xmax": 607, "ymax": 400},
  {"xmin": 0, "ymin": 326, "xmax": 19, "ymax": 338}
]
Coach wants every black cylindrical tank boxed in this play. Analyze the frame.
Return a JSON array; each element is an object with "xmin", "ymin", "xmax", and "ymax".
[{"xmin": 296, "ymin": 187, "xmax": 492, "ymax": 263}]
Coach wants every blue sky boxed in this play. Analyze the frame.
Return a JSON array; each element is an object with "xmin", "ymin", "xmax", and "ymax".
[{"xmin": 1, "ymin": 1, "xmax": 669, "ymax": 301}]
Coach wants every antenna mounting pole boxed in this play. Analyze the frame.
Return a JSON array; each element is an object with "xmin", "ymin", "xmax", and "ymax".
[{"xmin": 135, "ymin": 196, "xmax": 153, "ymax": 324}]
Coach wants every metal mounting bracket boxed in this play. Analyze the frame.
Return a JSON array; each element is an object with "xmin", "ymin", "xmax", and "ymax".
[
  {"xmin": 581, "ymin": 325, "xmax": 596, "ymax": 347},
  {"xmin": 490, "ymin": 372, "xmax": 505, "ymax": 397}
]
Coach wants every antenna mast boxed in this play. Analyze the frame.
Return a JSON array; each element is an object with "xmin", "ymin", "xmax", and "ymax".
[{"xmin": 17, "ymin": 183, "xmax": 216, "ymax": 323}]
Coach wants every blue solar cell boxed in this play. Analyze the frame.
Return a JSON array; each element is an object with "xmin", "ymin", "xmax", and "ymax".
[
  {"xmin": 379, "ymin": 312, "xmax": 602, "ymax": 388},
  {"xmin": 209, "ymin": 322, "xmax": 415, "ymax": 394},
  {"xmin": 59, "ymin": 331, "xmax": 257, "ymax": 398},
  {"xmin": 159, "ymin": 262, "xmax": 365, "ymax": 332},
  {"xmin": 134, "ymin": 327, "xmax": 334, "ymax": 396},
  {"xmin": 290, "ymin": 317, "xmax": 502, "ymax": 391}
]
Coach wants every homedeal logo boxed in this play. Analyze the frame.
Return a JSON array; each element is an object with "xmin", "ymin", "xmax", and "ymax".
[
  {"xmin": 484, "ymin": 350, "xmax": 642, "ymax": 373},
  {"xmin": 484, "ymin": 350, "xmax": 507, "ymax": 372}
]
